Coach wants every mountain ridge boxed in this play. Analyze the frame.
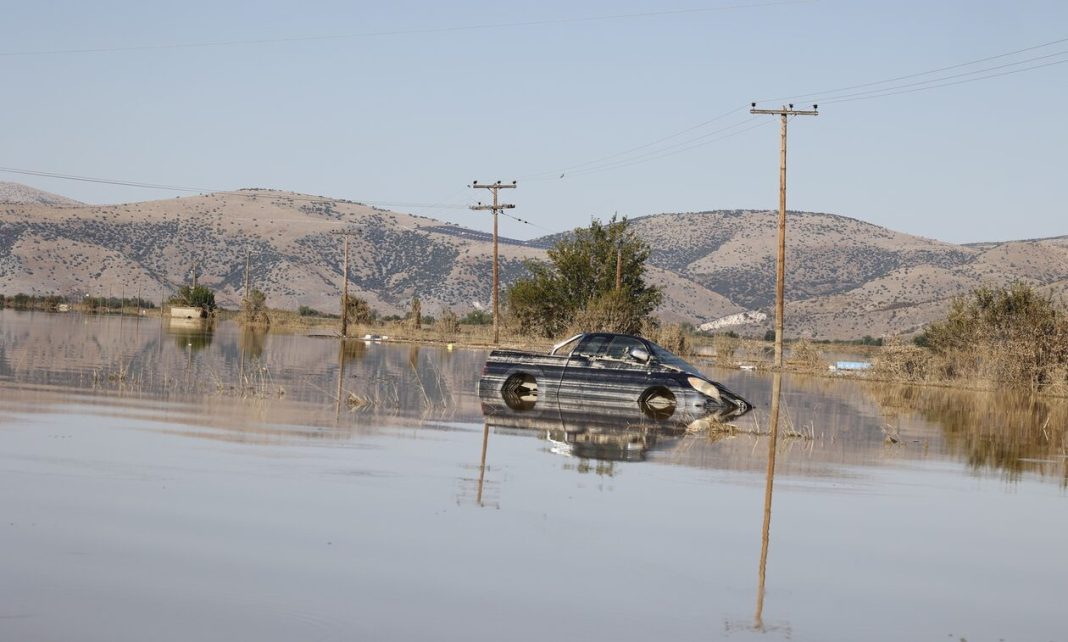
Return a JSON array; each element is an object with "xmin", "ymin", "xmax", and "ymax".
[{"xmin": 1, "ymin": 182, "xmax": 1064, "ymax": 339}]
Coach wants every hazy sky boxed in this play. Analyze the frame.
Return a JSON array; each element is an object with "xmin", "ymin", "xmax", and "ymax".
[{"xmin": 2, "ymin": 0, "xmax": 1065, "ymax": 243}]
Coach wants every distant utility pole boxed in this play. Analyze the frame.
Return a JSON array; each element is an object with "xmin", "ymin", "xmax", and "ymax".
[
  {"xmin": 749, "ymin": 103, "xmax": 818, "ymax": 369},
  {"xmin": 243, "ymin": 249, "xmax": 251, "ymax": 303},
  {"xmin": 470, "ymin": 180, "xmax": 517, "ymax": 345},
  {"xmin": 341, "ymin": 237, "xmax": 350, "ymax": 338}
]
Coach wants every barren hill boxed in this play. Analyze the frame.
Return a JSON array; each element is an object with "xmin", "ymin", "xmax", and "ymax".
[
  {"xmin": 1, "ymin": 184, "xmax": 1064, "ymax": 339},
  {"xmin": 0, "ymin": 187, "xmax": 735, "ymax": 322},
  {"xmin": 0, "ymin": 182, "xmax": 83, "ymax": 207}
]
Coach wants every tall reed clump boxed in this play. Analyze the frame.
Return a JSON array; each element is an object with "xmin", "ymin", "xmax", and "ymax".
[
  {"xmin": 641, "ymin": 321, "xmax": 691, "ymax": 357},
  {"xmin": 436, "ymin": 308, "xmax": 460, "ymax": 341},
  {"xmin": 878, "ymin": 283, "xmax": 1068, "ymax": 391},
  {"xmin": 789, "ymin": 338, "xmax": 826, "ymax": 371}
]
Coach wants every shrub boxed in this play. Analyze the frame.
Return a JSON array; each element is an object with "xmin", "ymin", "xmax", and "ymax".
[
  {"xmin": 437, "ymin": 308, "xmax": 460, "ymax": 338},
  {"xmin": 920, "ymin": 283, "xmax": 1068, "ymax": 389}
]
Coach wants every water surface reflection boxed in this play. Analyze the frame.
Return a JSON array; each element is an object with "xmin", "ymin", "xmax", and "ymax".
[{"xmin": 1, "ymin": 311, "xmax": 1067, "ymax": 642}]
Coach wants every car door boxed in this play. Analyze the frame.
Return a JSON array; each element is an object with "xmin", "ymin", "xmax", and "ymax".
[{"xmin": 561, "ymin": 334, "xmax": 650, "ymax": 408}]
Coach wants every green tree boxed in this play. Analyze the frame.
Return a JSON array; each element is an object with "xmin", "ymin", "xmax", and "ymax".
[
  {"xmin": 507, "ymin": 216, "xmax": 662, "ymax": 337},
  {"xmin": 170, "ymin": 285, "xmax": 216, "ymax": 311}
]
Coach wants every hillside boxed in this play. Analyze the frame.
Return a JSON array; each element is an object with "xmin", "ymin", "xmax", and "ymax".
[
  {"xmin": 1, "ymin": 184, "xmax": 1064, "ymax": 339},
  {"xmin": 0, "ymin": 188, "xmax": 734, "ymax": 322},
  {"xmin": 0, "ymin": 181, "xmax": 83, "ymax": 207}
]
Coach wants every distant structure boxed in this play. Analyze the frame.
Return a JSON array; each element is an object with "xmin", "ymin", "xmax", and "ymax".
[
  {"xmin": 698, "ymin": 311, "xmax": 767, "ymax": 333},
  {"xmin": 170, "ymin": 306, "xmax": 207, "ymax": 319}
]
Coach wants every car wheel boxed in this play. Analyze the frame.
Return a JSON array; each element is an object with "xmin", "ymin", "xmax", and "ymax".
[
  {"xmin": 502, "ymin": 373, "xmax": 538, "ymax": 411},
  {"xmin": 638, "ymin": 386, "xmax": 676, "ymax": 419}
]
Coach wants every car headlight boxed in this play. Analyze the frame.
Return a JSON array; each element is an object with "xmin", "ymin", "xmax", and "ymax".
[{"xmin": 687, "ymin": 376, "xmax": 722, "ymax": 402}]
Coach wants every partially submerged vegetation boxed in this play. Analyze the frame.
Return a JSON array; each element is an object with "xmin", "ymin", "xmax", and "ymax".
[
  {"xmin": 507, "ymin": 215, "xmax": 662, "ymax": 337},
  {"xmin": 874, "ymin": 283, "xmax": 1068, "ymax": 393}
]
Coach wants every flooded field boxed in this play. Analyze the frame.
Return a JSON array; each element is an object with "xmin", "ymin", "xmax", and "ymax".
[{"xmin": 1, "ymin": 310, "xmax": 1065, "ymax": 642}]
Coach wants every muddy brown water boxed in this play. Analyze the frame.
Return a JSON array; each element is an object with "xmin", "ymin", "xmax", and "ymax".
[{"xmin": 1, "ymin": 310, "xmax": 1065, "ymax": 642}]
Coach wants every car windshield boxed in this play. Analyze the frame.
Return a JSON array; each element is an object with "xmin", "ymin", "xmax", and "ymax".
[{"xmin": 647, "ymin": 340, "xmax": 700, "ymax": 373}]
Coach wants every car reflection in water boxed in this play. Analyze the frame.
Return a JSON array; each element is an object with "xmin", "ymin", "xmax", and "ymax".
[{"xmin": 480, "ymin": 389, "xmax": 691, "ymax": 463}]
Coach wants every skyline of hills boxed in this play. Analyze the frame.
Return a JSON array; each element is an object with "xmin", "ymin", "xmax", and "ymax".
[{"xmin": 2, "ymin": 182, "xmax": 1065, "ymax": 339}]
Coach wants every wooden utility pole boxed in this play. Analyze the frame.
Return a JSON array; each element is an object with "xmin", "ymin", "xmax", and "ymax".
[
  {"xmin": 749, "ymin": 103, "xmax": 818, "ymax": 369},
  {"xmin": 470, "ymin": 180, "xmax": 517, "ymax": 345},
  {"xmin": 341, "ymin": 237, "xmax": 350, "ymax": 338},
  {"xmin": 615, "ymin": 244, "xmax": 623, "ymax": 291},
  {"xmin": 243, "ymin": 249, "xmax": 251, "ymax": 302}
]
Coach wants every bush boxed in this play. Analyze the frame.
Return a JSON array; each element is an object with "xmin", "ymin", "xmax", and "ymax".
[
  {"xmin": 242, "ymin": 289, "xmax": 269, "ymax": 325},
  {"xmin": 170, "ymin": 285, "xmax": 216, "ymax": 311},
  {"xmin": 345, "ymin": 296, "xmax": 374, "ymax": 325},
  {"xmin": 460, "ymin": 309, "xmax": 492, "ymax": 325},
  {"xmin": 920, "ymin": 283, "xmax": 1068, "ymax": 389},
  {"xmin": 437, "ymin": 308, "xmax": 460, "ymax": 338},
  {"xmin": 569, "ymin": 289, "xmax": 646, "ymax": 336}
]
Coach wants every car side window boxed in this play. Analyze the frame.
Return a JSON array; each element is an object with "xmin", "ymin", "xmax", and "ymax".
[
  {"xmin": 603, "ymin": 336, "xmax": 644, "ymax": 360},
  {"xmin": 574, "ymin": 334, "xmax": 609, "ymax": 356}
]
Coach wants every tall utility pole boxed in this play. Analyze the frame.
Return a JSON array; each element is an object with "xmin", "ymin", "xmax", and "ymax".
[
  {"xmin": 749, "ymin": 103, "xmax": 818, "ymax": 369},
  {"xmin": 470, "ymin": 180, "xmax": 516, "ymax": 345},
  {"xmin": 243, "ymin": 249, "xmax": 251, "ymax": 303},
  {"xmin": 341, "ymin": 237, "xmax": 350, "ymax": 338}
]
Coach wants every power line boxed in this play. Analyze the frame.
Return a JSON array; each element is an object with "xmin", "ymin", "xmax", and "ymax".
[
  {"xmin": 821, "ymin": 56, "xmax": 1068, "ymax": 105},
  {"xmin": 0, "ymin": 1, "xmax": 813, "ymax": 57},
  {"xmin": 518, "ymin": 105, "xmax": 749, "ymax": 180},
  {"xmin": 565, "ymin": 118, "xmax": 772, "ymax": 177},
  {"xmin": 533, "ymin": 35, "xmax": 1068, "ymax": 180},
  {"xmin": 0, "ymin": 165, "xmax": 468, "ymax": 210},
  {"xmin": 754, "ymin": 35, "xmax": 1068, "ymax": 105}
]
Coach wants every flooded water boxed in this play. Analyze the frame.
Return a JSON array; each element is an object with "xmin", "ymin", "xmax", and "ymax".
[{"xmin": 1, "ymin": 310, "xmax": 1065, "ymax": 642}]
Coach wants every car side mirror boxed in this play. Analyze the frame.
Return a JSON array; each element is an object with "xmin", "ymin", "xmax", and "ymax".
[{"xmin": 629, "ymin": 347, "xmax": 651, "ymax": 363}]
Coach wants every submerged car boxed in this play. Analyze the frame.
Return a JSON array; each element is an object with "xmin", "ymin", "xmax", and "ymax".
[{"xmin": 478, "ymin": 332, "xmax": 752, "ymax": 422}]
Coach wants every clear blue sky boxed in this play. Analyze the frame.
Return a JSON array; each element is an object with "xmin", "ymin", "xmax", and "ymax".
[{"xmin": 2, "ymin": 0, "xmax": 1065, "ymax": 243}]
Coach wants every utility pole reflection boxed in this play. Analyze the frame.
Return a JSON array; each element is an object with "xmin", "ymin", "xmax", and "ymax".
[
  {"xmin": 476, "ymin": 422, "xmax": 490, "ymax": 506},
  {"xmin": 334, "ymin": 340, "xmax": 347, "ymax": 420},
  {"xmin": 754, "ymin": 370, "xmax": 783, "ymax": 631}
]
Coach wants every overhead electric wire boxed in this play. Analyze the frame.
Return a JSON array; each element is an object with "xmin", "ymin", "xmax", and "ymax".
[
  {"xmin": 0, "ymin": 1, "xmax": 812, "ymax": 58},
  {"xmin": 0, "ymin": 166, "xmax": 468, "ymax": 210},
  {"xmin": 754, "ymin": 35, "xmax": 1068, "ymax": 105},
  {"xmin": 819, "ymin": 55, "xmax": 1068, "ymax": 104},
  {"xmin": 541, "ymin": 34, "xmax": 1068, "ymax": 179},
  {"xmin": 518, "ymin": 105, "xmax": 749, "ymax": 180},
  {"xmin": 564, "ymin": 118, "xmax": 771, "ymax": 177}
]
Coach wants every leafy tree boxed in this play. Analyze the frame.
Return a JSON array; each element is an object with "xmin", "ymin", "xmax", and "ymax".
[
  {"xmin": 507, "ymin": 215, "xmax": 662, "ymax": 337},
  {"xmin": 170, "ymin": 285, "xmax": 216, "ymax": 311}
]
